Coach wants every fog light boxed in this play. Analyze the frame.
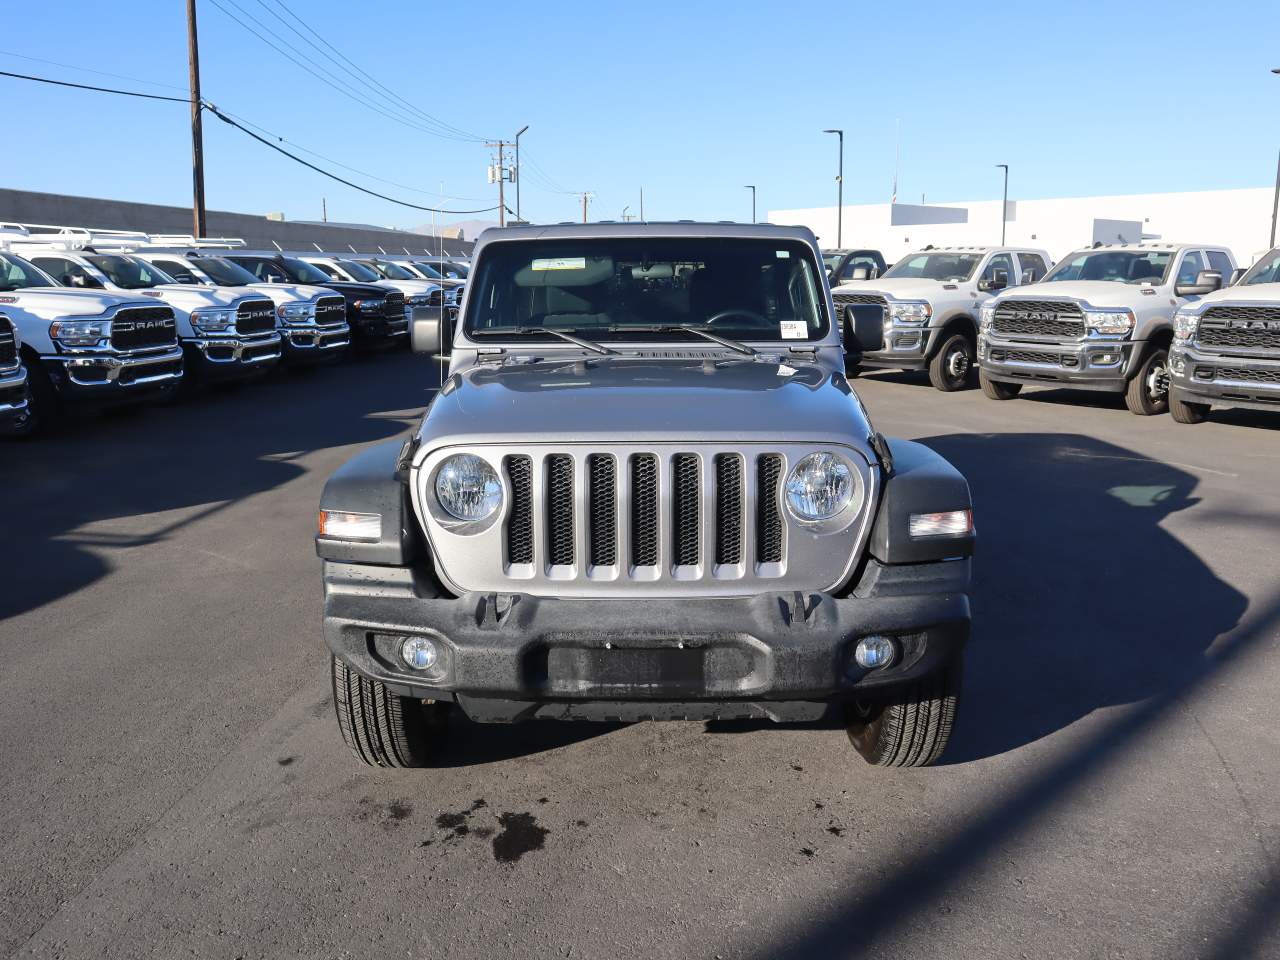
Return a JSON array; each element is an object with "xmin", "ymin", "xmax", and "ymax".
[
  {"xmin": 400, "ymin": 636, "xmax": 438, "ymax": 671},
  {"xmin": 855, "ymin": 635, "xmax": 897, "ymax": 669}
]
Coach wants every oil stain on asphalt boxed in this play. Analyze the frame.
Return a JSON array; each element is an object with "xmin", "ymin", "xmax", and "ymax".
[{"xmin": 421, "ymin": 799, "xmax": 550, "ymax": 863}]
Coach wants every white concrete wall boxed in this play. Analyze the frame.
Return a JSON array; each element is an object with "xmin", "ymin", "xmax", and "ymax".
[{"xmin": 769, "ymin": 188, "xmax": 1276, "ymax": 267}]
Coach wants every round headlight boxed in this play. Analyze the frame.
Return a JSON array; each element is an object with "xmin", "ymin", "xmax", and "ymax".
[
  {"xmin": 435, "ymin": 454, "xmax": 502, "ymax": 521},
  {"xmin": 785, "ymin": 453, "xmax": 854, "ymax": 521}
]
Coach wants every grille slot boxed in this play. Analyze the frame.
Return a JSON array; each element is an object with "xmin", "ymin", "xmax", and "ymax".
[
  {"xmin": 993, "ymin": 299, "xmax": 1085, "ymax": 339},
  {"xmin": 1004, "ymin": 349, "xmax": 1060, "ymax": 364},
  {"xmin": 715, "ymin": 454, "xmax": 743, "ymax": 565},
  {"xmin": 757, "ymin": 455, "xmax": 784, "ymax": 564},
  {"xmin": 110, "ymin": 307, "xmax": 177, "ymax": 350},
  {"xmin": 1199, "ymin": 307, "xmax": 1280, "ymax": 349},
  {"xmin": 546, "ymin": 455, "xmax": 575, "ymax": 566},
  {"xmin": 587, "ymin": 455, "xmax": 617, "ymax": 567},
  {"xmin": 505, "ymin": 456, "xmax": 533, "ymax": 564},
  {"xmin": 235, "ymin": 298, "xmax": 276, "ymax": 335},
  {"xmin": 672, "ymin": 454, "xmax": 700, "ymax": 566},
  {"xmin": 631, "ymin": 455, "xmax": 659, "ymax": 567}
]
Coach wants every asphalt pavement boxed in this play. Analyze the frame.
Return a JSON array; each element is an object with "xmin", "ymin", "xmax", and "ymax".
[{"xmin": 2, "ymin": 352, "xmax": 1278, "ymax": 960}]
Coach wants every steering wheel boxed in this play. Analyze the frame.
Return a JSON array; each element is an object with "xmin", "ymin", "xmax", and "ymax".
[{"xmin": 705, "ymin": 308, "xmax": 769, "ymax": 328}]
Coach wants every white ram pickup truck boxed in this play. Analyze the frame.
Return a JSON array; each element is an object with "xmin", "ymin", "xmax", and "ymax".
[
  {"xmin": 831, "ymin": 245, "xmax": 1053, "ymax": 391},
  {"xmin": 1167, "ymin": 247, "xmax": 1280, "ymax": 423},
  {"xmin": 299, "ymin": 254, "xmax": 441, "ymax": 321},
  {"xmin": 0, "ymin": 251, "xmax": 184, "ymax": 432},
  {"xmin": 977, "ymin": 243, "xmax": 1236, "ymax": 415},
  {"xmin": 16, "ymin": 243, "xmax": 283, "ymax": 383},
  {"xmin": 132, "ymin": 251, "xmax": 351, "ymax": 364}
]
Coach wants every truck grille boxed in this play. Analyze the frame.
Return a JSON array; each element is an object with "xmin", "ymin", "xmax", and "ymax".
[
  {"xmin": 235, "ymin": 298, "xmax": 277, "ymax": 335},
  {"xmin": 1003, "ymin": 349, "xmax": 1060, "ymax": 364},
  {"xmin": 110, "ymin": 307, "xmax": 178, "ymax": 350},
  {"xmin": 423, "ymin": 444, "xmax": 873, "ymax": 598},
  {"xmin": 992, "ymin": 300, "xmax": 1085, "ymax": 339},
  {"xmin": 383, "ymin": 291, "xmax": 406, "ymax": 321},
  {"xmin": 0, "ymin": 317, "xmax": 15, "ymax": 366},
  {"xmin": 1198, "ymin": 306, "xmax": 1280, "ymax": 349},
  {"xmin": 1215, "ymin": 366, "xmax": 1280, "ymax": 385},
  {"xmin": 833, "ymin": 292, "xmax": 887, "ymax": 308},
  {"xmin": 315, "ymin": 296, "xmax": 346, "ymax": 326}
]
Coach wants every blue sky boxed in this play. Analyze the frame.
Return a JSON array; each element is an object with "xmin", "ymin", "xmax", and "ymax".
[{"xmin": 3, "ymin": 0, "xmax": 1278, "ymax": 231}]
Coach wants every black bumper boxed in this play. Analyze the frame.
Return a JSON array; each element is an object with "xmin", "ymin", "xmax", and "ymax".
[
  {"xmin": 322, "ymin": 557, "xmax": 971, "ymax": 723},
  {"xmin": 350, "ymin": 314, "xmax": 410, "ymax": 345}
]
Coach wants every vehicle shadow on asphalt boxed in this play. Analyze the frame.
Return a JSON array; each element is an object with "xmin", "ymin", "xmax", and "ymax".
[
  {"xmin": 744, "ymin": 434, "xmax": 1275, "ymax": 960},
  {"xmin": 428, "ymin": 714, "xmax": 625, "ymax": 767},
  {"xmin": 0, "ymin": 350, "xmax": 439, "ymax": 621}
]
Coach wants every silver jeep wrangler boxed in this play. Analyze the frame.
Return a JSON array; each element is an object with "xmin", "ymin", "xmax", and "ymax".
[{"xmin": 316, "ymin": 223, "xmax": 974, "ymax": 768}]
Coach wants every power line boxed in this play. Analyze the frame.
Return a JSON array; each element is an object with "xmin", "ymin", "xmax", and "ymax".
[
  {"xmin": 0, "ymin": 69, "xmax": 189, "ymax": 102},
  {"xmin": 0, "ymin": 49, "xmax": 189, "ymax": 92}
]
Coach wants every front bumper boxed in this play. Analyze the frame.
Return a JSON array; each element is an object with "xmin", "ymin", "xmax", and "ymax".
[
  {"xmin": 281, "ymin": 322, "xmax": 351, "ymax": 363},
  {"xmin": 322, "ymin": 556, "xmax": 971, "ymax": 722},
  {"xmin": 859, "ymin": 325, "xmax": 936, "ymax": 370},
  {"xmin": 350, "ymin": 312, "xmax": 410, "ymax": 344},
  {"xmin": 1169, "ymin": 344, "xmax": 1280, "ymax": 412},
  {"xmin": 183, "ymin": 332, "xmax": 282, "ymax": 379},
  {"xmin": 0, "ymin": 363, "xmax": 31, "ymax": 432},
  {"xmin": 978, "ymin": 333, "xmax": 1136, "ymax": 392},
  {"xmin": 42, "ymin": 344, "xmax": 184, "ymax": 401}
]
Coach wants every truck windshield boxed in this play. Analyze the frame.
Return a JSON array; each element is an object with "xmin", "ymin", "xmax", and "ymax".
[
  {"xmin": 463, "ymin": 237, "xmax": 827, "ymax": 342},
  {"xmin": 86, "ymin": 255, "xmax": 175, "ymax": 290},
  {"xmin": 336, "ymin": 259, "xmax": 382, "ymax": 282},
  {"xmin": 193, "ymin": 257, "xmax": 258, "ymax": 286},
  {"xmin": 1239, "ymin": 250, "xmax": 1280, "ymax": 286},
  {"xmin": 1043, "ymin": 250, "xmax": 1173, "ymax": 284},
  {"xmin": 882, "ymin": 252, "xmax": 982, "ymax": 281},
  {"xmin": 410, "ymin": 262, "xmax": 445, "ymax": 280},
  {"xmin": 0, "ymin": 253, "xmax": 56, "ymax": 290},
  {"xmin": 368, "ymin": 261, "xmax": 417, "ymax": 280},
  {"xmin": 279, "ymin": 258, "xmax": 334, "ymax": 284}
]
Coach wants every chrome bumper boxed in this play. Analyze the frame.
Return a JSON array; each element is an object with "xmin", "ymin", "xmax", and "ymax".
[
  {"xmin": 46, "ymin": 343, "xmax": 185, "ymax": 388},
  {"xmin": 189, "ymin": 330, "xmax": 283, "ymax": 365}
]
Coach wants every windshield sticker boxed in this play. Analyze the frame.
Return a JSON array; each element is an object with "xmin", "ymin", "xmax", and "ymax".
[
  {"xmin": 779, "ymin": 320, "xmax": 807, "ymax": 340},
  {"xmin": 531, "ymin": 257, "xmax": 587, "ymax": 271},
  {"xmin": 775, "ymin": 250, "xmax": 791, "ymax": 258}
]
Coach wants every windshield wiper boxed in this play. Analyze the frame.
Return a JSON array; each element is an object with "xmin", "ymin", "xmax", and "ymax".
[
  {"xmin": 473, "ymin": 326, "xmax": 615, "ymax": 355},
  {"xmin": 607, "ymin": 324, "xmax": 755, "ymax": 356}
]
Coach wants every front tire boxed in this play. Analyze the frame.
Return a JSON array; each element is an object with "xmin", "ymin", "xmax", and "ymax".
[
  {"xmin": 978, "ymin": 368, "xmax": 1022, "ymax": 400},
  {"xmin": 928, "ymin": 332, "xmax": 974, "ymax": 392},
  {"xmin": 331, "ymin": 657, "xmax": 448, "ymax": 768},
  {"xmin": 16, "ymin": 360, "xmax": 61, "ymax": 437},
  {"xmin": 1169, "ymin": 389, "xmax": 1210, "ymax": 424},
  {"xmin": 1125, "ymin": 347, "xmax": 1170, "ymax": 416},
  {"xmin": 846, "ymin": 653, "xmax": 962, "ymax": 767}
]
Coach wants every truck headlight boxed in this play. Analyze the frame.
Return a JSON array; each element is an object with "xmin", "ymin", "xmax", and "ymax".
[
  {"xmin": 408, "ymin": 294, "xmax": 432, "ymax": 308},
  {"xmin": 785, "ymin": 452, "xmax": 854, "ymax": 521},
  {"xmin": 277, "ymin": 302, "xmax": 317, "ymax": 325},
  {"xmin": 1083, "ymin": 308, "xmax": 1134, "ymax": 336},
  {"xmin": 190, "ymin": 308, "xmax": 236, "ymax": 333},
  {"xmin": 435, "ymin": 454, "xmax": 502, "ymax": 521},
  {"xmin": 353, "ymin": 299, "xmax": 385, "ymax": 313},
  {"xmin": 979, "ymin": 302, "xmax": 997, "ymax": 333},
  {"xmin": 1173, "ymin": 309, "xmax": 1200, "ymax": 342},
  {"xmin": 49, "ymin": 318, "xmax": 110, "ymax": 346},
  {"xmin": 888, "ymin": 301, "xmax": 931, "ymax": 325}
]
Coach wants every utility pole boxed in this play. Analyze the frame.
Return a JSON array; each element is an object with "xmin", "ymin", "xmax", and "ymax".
[
  {"xmin": 322, "ymin": 197, "xmax": 327, "ymax": 223},
  {"xmin": 996, "ymin": 164, "xmax": 1009, "ymax": 245},
  {"xmin": 744, "ymin": 185, "xmax": 756, "ymax": 223},
  {"xmin": 514, "ymin": 125, "xmax": 529, "ymax": 223},
  {"xmin": 186, "ymin": 0, "xmax": 207, "ymax": 238},
  {"xmin": 579, "ymin": 192, "xmax": 591, "ymax": 223},
  {"xmin": 486, "ymin": 141, "xmax": 512, "ymax": 226},
  {"xmin": 823, "ymin": 129, "xmax": 843, "ymax": 247},
  {"xmin": 640, "ymin": 188, "xmax": 645, "ymax": 222}
]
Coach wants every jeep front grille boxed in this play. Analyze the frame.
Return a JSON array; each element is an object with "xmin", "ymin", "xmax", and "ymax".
[
  {"xmin": 110, "ymin": 307, "xmax": 178, "ymax": 350},
  {"xmin": 0, "ymin": 317, "xmax": 15, "ymax": 366},
  {"xmin": 1198, "ymin": 306, "xmax": 1280, "ymax": 350},
  {"xmin": 992, "ymin": 300, "xmax": 1085, "ymax": 339},
  {"xmin": 423, "ymin": 444, "xmax": 874, "ymax": 598}
]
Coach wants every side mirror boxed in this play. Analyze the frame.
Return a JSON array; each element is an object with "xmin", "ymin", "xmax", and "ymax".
[
  {"xmin": 411, "ymin": 306, "xmax": 452, "ymax": 356},
  {"xmin": 64, "ymin": 274, "xmax": 84, "ymax": 287},
  {"xmin": 978, "ymin": 268, "xmax": 1009, "ymax": 293},
  {"xmin": 849, "ymin": 265, "xmax": 871, "ymax": 282},
  {"xmin": 1021, "ymin": 268, "xmax": 1039, "ymax": 283},
  {"xmin": 1229, "ymin": 268, "xmax": 1247, "ymax": 286},
  {"xmin": 1175, "ymin": 270, "xmax": 1223, "ymax": 297},
  {"xmin": 845, "ymin": 304, "xmax": 884, "ymax": 354}
]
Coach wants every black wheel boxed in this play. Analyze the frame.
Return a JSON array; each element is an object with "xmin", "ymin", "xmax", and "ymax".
[
  {"xmin": 331, "ymin": 657, "xmax": 448, "ymax": 768},
  {"xmin": 844, "ymin": 359, "xmax": 861, "ymax": 378},
  {"xmin": 978, "ymin": 369, "xmax": 1022, "ymax": 400},
  {"xmin": 1169, "ymin": 388, "xmax": 1210, "ymax": 424},
  {"xmin": 15, "ymin": 360, "xmax": 60, "ymax": 437},
  {"xmin": 1125, "ymin": 347, "xmax": 1169, "ymax": 415},
  {"xmin": 845, "ymin": 653, "xmax": 962, "ymax": 767},
  {"xmin": 928, "ymin": 332, "xmax": 974, "ymax": 392}
]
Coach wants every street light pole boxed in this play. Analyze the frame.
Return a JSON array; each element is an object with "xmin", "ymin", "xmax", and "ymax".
[
  {"xmin": 744, "ymin": 185, "xmax": 756, "ymax": 223},
  {"xmin": 514, "ymin": 124, "xmax": 529, "ymax": 223},
  {"xmin": 996, "ymin": 164, "xmax": 1009, "ymax": 245},
  {"xmin": 823, "ymin": 129, "xmax": 843, "ymax": 247}
]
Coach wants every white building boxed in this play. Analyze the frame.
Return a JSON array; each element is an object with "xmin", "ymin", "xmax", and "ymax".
[{"xmin": 769, "ymin": 187, "xmax": 1276, "ymax": 267}]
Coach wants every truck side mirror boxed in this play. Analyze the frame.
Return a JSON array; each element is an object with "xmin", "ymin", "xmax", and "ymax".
[
  {"xmin": 1229, "ymin": 268, "xmax": 1246, "ymax": 286},
  {"xmin": 1176, "ymin": 270, "xmax": 1223, "ymax": 297},
  {"xmin": 845, "ymin": 305, "xmax": 884, "ymax": 354},
  {"xmin": 1021, "ymin": 268, "xmax": 1039, "ymax": 283},
  {"xmin": 411, "ymin": 306, "xmax": 452, "ymax": 356},
  {"xmin": 849, "ymin": 265, "xmax": 871, "ymax": 281},
  {"xmin": 978, "ymin": 268, "xmax": 1009, "ymax": 292}
]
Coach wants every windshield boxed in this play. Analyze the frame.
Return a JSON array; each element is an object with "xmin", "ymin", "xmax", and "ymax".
[
  {"xmin": 277, "ymin": 258, "xmax": 334, "ymax": 285},
  {"xmin": 463, "ymin": 237, "xmax": 828, "ymax": 343},
  {"xmin": 86, "ymin": 255, "xmax": 175, "ymax": 290},
  {"xmin": 368, "ymin": 260, "xmax": 417, "ymax": 280},
  {"xmin": 193, "ymin": 257, "xmax": 257, "ymax": 286},
  {"xmin": 1043, "ymin": 250, "xmax": 1173, "ymax": 284},
  {"xmin": 409, "ymin": 261, "xmax": 445, "ymax": 280},
  {"xmin": 822, "ymin": 253, "xmax": 844, "ymax": 270},
  {"xmin": 1240, "ymin": 250, "xmax": 1280, "ymax": 286},
  {"xmin": 0, "ymin": 253, "xmax": 56, "ymax": 290},
  {"xmin": 883, "ymin": 252, "xmax": 982, "ymax": 281},
  {"xmin": 335, "ymin": 259, "xmax": 382, "ymax": 282}
]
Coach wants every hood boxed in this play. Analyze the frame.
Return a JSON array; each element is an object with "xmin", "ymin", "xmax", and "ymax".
[
  {"xmin": 0, "ymin": 287, "xmax": 155, "ymax": 317},
  {"xmin": 247, "ymin": 281, "xmax": 339, "ymax": 304},
  {"xmin": 835, "ymin": 277, "xmax": 968, "ymax": 301},
  {"xmin": 1193, "ymin": 282, "xmax": 1280, "ymax": 307},
  {"xmin": 312, "ymin": 280, "xmax": 388, "ymax": 298},
  {"xmin": 374, "ymin": 279, "xmax": 440, "ymax": 296},
  {"xmin": 142, "ymin": 284, "xmax": 245, "ymax": 310},
  {"xmin": 418, "ymin": 357, "xmax": 873, "ymax": 447},
  {"xmin": 995, "ymin": 280, "xmax": 1167, "ymax": 310}
]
